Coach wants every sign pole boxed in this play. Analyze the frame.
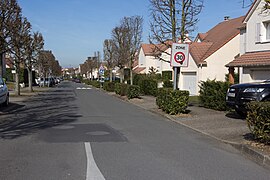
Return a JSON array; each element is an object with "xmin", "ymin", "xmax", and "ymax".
[{"xmin": 173, "ymin": 67, "xmax": 177, "ymax": 90}]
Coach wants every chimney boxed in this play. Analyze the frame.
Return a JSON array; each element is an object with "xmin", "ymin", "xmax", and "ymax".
[{"xmin": 224, "ymin": 16, "xmax": 230, "ymax": 21}]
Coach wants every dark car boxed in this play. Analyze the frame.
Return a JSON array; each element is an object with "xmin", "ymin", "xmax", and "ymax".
[
  {"xmin": 0, "ymin": 77, "xmax": 9, "ymax": 107},
  {"xmin": 226, "ymin": 80, "xmax": 270, "ymax": 116}
]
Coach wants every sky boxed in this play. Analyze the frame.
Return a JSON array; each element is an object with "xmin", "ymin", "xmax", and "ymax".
[{"xmin": 17, "ymin": 0, "xmax": 249, "ymax": 68}]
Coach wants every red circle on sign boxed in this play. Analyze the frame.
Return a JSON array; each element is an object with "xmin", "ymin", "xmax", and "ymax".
[{"xmin": 174, "ymin": 52, "xmax": 185, "ymax": 64}]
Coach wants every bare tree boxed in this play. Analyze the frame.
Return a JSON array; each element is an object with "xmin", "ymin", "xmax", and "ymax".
[
  {"xmin": 103, "ymin": 39, "xmax": 115, "ymax": 82},
  {"xmin": 111, "ymin": 26, "xmax": 130, "ymax": 83},
  {"xmin": 111, "ymin": 16, "xmax": 143, "ymax": 84},
  {"xmin": 0, "ymin": 0, "xmax": 21, "ymax": 77},
  {"xmin": 149, "ymin": 0, "xmax": 203, "ymax": 89},
  {"xmin": 121, "ymin": 16, "xmax": 143, "ymax": 85},
  {"xmin": 25, "ymin": 32, "xmax": 44, "ymax": 92},
  {"xmin": 9, "ymin": 16, "xmax": 31, "ymax": 95}
]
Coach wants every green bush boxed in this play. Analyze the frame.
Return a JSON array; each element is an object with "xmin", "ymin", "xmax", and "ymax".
[
  {"xmin": 115, "ymin": 83, "xmax": 121, "ymax": 95},
  {"xmin": 103, "ymin": 82, "xmax": 115, "ymax": 92},
  {"xmin": 199, "ymin": 79, "xmax": 230, "ymax": 111},
  {"xmin": 133, "ymin": 74, "xmax": 147, "ymax": 86},
  {"xmin": 139, "ymin": 78, "xmax": 158, "ymax": 96},
  {"xmin": 127, "ymin": 85, "xmax": 140, "ymax": 99},
  {"xmin": 156, "ymin": 88, "xmax": 189, "ymax": 115},
  {"xmin": 115, "ymin": 83, "xmax": 129, "ymax": 96},
  {"xmin": 89, "ymin": 80, "xmax": 100, "ymax": 88},
  {"xmin": 162, "ymin": 71, "xmax": 172, "ymax": 80},
  {"xmin": 163, "ymin": 80, "xmax": 173, "ymax": 88},
  {"xmin": 246, "ymin": 102, "xmax": 270, "ymax": 144}
]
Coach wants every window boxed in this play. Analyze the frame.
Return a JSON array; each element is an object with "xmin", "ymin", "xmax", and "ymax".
[
  {"xmin": 265, "ymin": 21, "xmax": 270, "ymax": 40},
  {"xmin": 255, "ymin": 23, "xmax": 261, "ymax": 42}
]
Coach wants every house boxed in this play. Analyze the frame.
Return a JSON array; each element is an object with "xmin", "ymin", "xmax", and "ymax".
[
  {"xmin": 135, "ymin": 43, "xmax": 172, "ymax": 75},
  {"xmin": 179, "ymin": 16, "xmax": 244, "ymax": 95},
  {"xmin": 226, "ymin": 0, "xmax": 270, "ymax": 83}
]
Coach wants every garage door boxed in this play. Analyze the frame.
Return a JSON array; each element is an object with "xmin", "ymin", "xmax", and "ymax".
[
  {"xmin": 182, "ymin": 72, "xmax": 197, "ymax": 95},
  {"xmin": 252, "ymin": 70, "xmax": 270, "ymax": 81}
]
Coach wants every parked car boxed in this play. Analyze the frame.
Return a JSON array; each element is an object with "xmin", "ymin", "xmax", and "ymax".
[
  {"xmin": 0, "ymin": 77, "xmax": 9, "ymax": 107},
  {"xmin": 226, "ymin": 80, "xmax": 270, "ymax": 116}
]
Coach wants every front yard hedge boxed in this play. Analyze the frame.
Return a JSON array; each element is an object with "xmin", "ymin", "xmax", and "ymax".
[
  {"xmin": 199, "ymin": 79, "xmax": 230, "ymax": 111},
  {"xmin": 127, "ymin": 85, "xmax": 140, "ymax": 99},
  {"xmin": 103, "ymin": 82, "xmax": 115, "ymax": 92},
  {"xmin": 139, "ymin": 78, "xmax": 158, "ymax": 96},
  {"xmin": 115, "ymin": 83, "xmax": 129, "ymax": 96},
  {"xmin": 246, "ymin": 101, "xmax": 270, "ymax": 144},
  {"xmin": 156, "ymin": 88, "xmax": 189, "ymax": 115}
]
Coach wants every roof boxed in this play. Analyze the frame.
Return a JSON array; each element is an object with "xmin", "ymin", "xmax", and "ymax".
[
  {"xmin": 190, "ymin": 16, "xmax": 245, "ymax": 65},
  {"xmin": 133, "ymin": 66, "xmax": 146, "ymax": 74},
  {"xmin": 226, "ymin": 51, "xmax": 270, "ymax": 67},
  {"xmin": 243, "ymin": 0, "xmax": 261, "ymax": 23},
  {"xmin": 141, "ymin": 43, "xmax": 170, "ymax": 56}
]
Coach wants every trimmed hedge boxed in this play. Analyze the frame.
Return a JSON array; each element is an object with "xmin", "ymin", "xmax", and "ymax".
[
  {"xmin": 163, "ymin": 80, "xmax": 173, "ymax": 88},
  {"xmin": 156, "ymin": 88, "xmax": 189, "ymax": 115},
  {"xmin": 127, "ymin": 85, "xmax": 140, "ymax": 99},
  {"xmin": 103, "ymin": 82, "xmax": 115, "ymax": 92},
  {"xmin": 114, "ymin": 83, "xmax": 121, "ymax": 95},
  {"xmin": 246, "ymin": 102, "xmax": 270, "ymax": 144},
  {"xmin": 139, "ymin": 78, "xmax": 158, "ymax": 96},
  {"xmin": 199, "ymin": 79, "xmax": 230, "ymax": 111},
  {"xmin": 162, "ymin": 70, "xmax": 172, "ymax": 80},
  {"xmin": 115, "ymin": 83, "xmax": 129, "ymax": 96}
]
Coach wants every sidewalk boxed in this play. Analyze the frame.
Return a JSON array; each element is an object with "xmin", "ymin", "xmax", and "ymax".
[{"xmin": 126, "ymin": 95, "xmax": 270, "ymax": 168}]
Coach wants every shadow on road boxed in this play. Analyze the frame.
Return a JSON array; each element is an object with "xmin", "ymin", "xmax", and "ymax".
[{"xmin": 0, "ymin": 88, "xmax": 81, "ymax": 139}]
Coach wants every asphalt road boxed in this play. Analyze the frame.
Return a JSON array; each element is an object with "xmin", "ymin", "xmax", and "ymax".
[{"xmin": 0, "ymin": 81, "xmax": 269, "ymax": 180}]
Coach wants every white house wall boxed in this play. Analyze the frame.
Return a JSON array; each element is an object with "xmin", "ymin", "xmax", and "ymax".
[
  {"xmin": 246, "ymin": 1, "xmax": 270, "ymax": 52},
  {"xmin": 138, "ymin": 48, "xmax": 146, "ymax": 67},
  {"xmin": 202, "ymin": 35, "xmax": 240, "ymax": 81}
]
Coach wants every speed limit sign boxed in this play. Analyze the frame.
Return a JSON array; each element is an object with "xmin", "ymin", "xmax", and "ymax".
[{"xmin": 171, "ymin": 43, "xmax": 189, "ymax": 67}]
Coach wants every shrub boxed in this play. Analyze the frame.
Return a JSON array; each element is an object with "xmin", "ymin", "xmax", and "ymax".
[
  {"xmin": 199, "ymin": 79, "xmax": 230, "ymax": 111},
  {"xmin": 139, "ymin": 78, "xmax": 158, "ymax": 96},
  {"xmin": 156, "ymin": 88, "xmax": 189, "ymax": 115},
  {"xmin": 91, "ymin": 81, "xmax": 100, "ymax": 88},
  {"xmin": 246, "ymin": 102, "xmax": 270, "ymax": 144},
  {"xmin": 133, "ymin": 74, "xmax": 146, "ymax": 86},
  {"xmin": 115, "ymin": 83, "xmax": 129, "ymax": 96},
  {"xmin": 162, "ymin": 71, "xmax": 172, "ymax": 80},
  {"xmin": 103, "ymin": 82, "xmax": 115, "ymax": 92},
  {"xmin": 127, "ymin": 85, "xmax": 140, "ymax": 99},
  {"xmin": 163, "ymin": 80, "xmax": 173, "ymax": 88},
  {"xmin": 115, "ymin": 83, "xmax": 121, "ymax": 95}
]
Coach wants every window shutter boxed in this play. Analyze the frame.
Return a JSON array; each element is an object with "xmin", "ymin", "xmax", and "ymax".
[
  {"xmin": 266, "ymin": 22, "xmax": 270, "ymax": 40},
  {"xmin": 255, "ymin": 23, "xmax": 261, "ymax": 42}
]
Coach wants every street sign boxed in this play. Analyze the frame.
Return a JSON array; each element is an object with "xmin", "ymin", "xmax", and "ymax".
[
  {"xmin": 171, "ymin": 43, "xmax": 189, "ymax": 67},
  {"xmin": 99, "ymin": 65, "xmax": 104, "ymax": 75}
]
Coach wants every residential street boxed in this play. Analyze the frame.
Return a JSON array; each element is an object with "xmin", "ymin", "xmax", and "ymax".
[{"xmin": 0, "ymin": 81, "xmax": 270, "ymax": 180}]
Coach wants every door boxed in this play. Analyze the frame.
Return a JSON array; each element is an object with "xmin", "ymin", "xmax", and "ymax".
[
  {"xmin": 182, "ymin": 72, "xmax": 197, "ymax": 95},
  {"xmin": 252, "ymin": 70, "xmax": 270, "ymax": 82}
]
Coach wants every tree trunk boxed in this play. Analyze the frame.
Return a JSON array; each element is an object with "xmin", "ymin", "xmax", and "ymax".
[
  {"xmin": 27, "ymin": 67, "xmax": 33, "ymax": 92},
  {"xmin": 120, "ymin": 68, "xmax": 124, "ymax": 83},
  {"xmin": 130, "ymin": 69, "xmax": 133, "ymax": 85},
  {"xmin": 0, "ymin": 53, "xmax": 3, "ymax": 78},
  {"xmin": 15, "ymin": 68, "xmax": 20, "ymax": 96},
  {"xmin": 109, "ymin": 69, "xmax": 113, "ymax": 82}
]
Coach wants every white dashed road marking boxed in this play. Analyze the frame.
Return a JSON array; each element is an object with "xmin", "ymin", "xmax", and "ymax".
[
  {"xmin": 76, "ymin": 87, "xmax": 92, "ymax": 90},
  {"xmin": 84, "ymin": 142, "xmax": 105, "ymax": 180}
]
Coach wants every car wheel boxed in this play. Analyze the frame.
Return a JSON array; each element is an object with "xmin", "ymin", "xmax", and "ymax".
[
  {"xmin": 235, "ymin": 108, "xmax": 246, "ymax": 117},
  {"xmin": 3, "ymin": 95, "xmax": 9, "ymax": 107}
]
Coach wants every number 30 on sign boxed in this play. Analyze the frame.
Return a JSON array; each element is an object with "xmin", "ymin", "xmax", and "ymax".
[{"xmin": 170, "ymin": 43, "xmax": 189, "ymax": 67}]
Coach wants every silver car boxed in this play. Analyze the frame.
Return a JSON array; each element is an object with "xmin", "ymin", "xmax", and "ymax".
[{"xmin": 0, "ymin": 77, "xmax": 9, "ymax": 107}]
